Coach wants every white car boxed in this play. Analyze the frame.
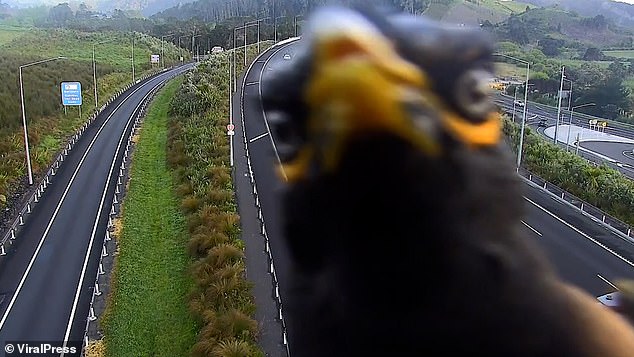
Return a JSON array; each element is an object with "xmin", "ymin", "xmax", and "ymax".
[
  {"xmin": 514, "ymin": 100, "xmax": 525, "ymax": 107},
  {"xmin": 283, "ymin": 53, "xmax": 292, "ymax": 60}
]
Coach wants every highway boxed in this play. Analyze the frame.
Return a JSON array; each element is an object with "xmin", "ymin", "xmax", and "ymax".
[
  {"xmin": 238, "ymin": 38, "xmax": 634, "ymax": 338},
  {"xmin": 0, "ymin": 64, "xmax": 192, "ymax": 352},
  {"xmin": 496, "ymin": 94, "xmax": 634, "ymax": 178}
]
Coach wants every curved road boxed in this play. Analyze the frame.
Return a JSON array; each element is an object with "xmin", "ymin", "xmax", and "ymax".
[
  {"xmin": 496, "ymin": 94, "xmax": 634, "ymax": 178},
  {"xmin": 240, "ymin": 41, "xmax": 634, "ymax": 354},
  {"xmin": 0, "ymin": 64, "xmax": 192, "ymax": 353}
]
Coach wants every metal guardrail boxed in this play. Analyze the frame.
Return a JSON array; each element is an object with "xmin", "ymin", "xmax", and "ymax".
[
  {"xmin": 0, "ymin": 70, "xmax": 163, "ymax": 258},
  {"xmin": 517, "ymin": 167, "xmax": 634, "ymax": 243},
  {"xmin": 498, "ymin": 93, "xmax": 634, "ymax": 133},
  {"xmin": 238, "ymin": 38, "xmax": 298, "ymax": 357}
]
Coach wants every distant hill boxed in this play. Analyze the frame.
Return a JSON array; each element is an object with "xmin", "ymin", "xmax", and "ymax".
[
  {"xmin": 151, "ymin": 0, "xmax": 535, "ymax": 25},
  {"xmin": 3, "ymin": 0, "xmax": 196, "ymax": 16},
  {"xmin": 521, "ymin": 0, "xmax": 634, "ymax": 29},
  {"xmin": 422, "ymin": 0, "xmax": 536, "ymax": 27},
  {"xmin": 488, "ymin": 6, "xmax": 634, "ymax": 49}
]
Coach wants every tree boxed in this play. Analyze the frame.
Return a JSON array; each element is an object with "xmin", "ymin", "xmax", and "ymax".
[
  {"xmin": 75, "ymin": 3, "xmax": 92, "ymax": 19},
  {"xmin": 582, "ymin": 47, "xmax": 605, "ymax": 61},
  {"xmin": 507, "ymin": 15, "xmax": 529, "ymax": 45},
  {"xmin": 608, "ymin": 60, "xmax": 627, "ymax": 79},
  {"xmin": 47, "ymin": 3, "xmax": 73, "ymax": 26},
  {"xmin": 539, "ymin": 36, "xmax": 564, "ymax": 57}
]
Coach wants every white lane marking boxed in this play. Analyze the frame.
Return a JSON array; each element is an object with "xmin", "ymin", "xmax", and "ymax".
[
  {"xmin": 597, "ymin": 274, "xmax": 618, "ymax": 290},
  {"xmin": 0, "ymin": 76, "xmax": 151, "ymax": 331},
  {"xmin": 524, "ymin": 196, "xmax": 634, "ymax": 268},
  {"xmin": 61, "ymin": 76, "xmax": 168, "ymax": 351},
  {"xmin": 255, "ymin": 44, "xmax": 296, "ymax": 181},
  {"xmin": 245, "ymin": 82, "xmax": 259, "ymax": 86},
  {"xmin": 521, "ymin": 220, "xmax": 542, "ymax": 236},
  {"xmin": 249, "ymin": 132, "xmax": 269, "ymax": 143}
]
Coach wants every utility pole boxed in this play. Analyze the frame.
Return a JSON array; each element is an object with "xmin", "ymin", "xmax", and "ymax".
[
  {"xmin": 131, "ymin": 36, "xmax": 135, "ymax": 83},
  {"xmin": 554, "ymin": 66, "xmax": 565, "ymax": 144},
  {"xmin": 244, "ymin": 21, "xmax": 247, "ymax": 66}
]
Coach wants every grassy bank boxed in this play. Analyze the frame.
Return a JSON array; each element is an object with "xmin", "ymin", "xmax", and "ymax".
[
  {"xmin": 101, "ymin": 76, "xmax": 197, "ymax": 357},
  {"xmin": 503, "ymin": 117, "xmax": 634, "ymax": 226},
  {"xmin": 167, "ymin": 43, "xmax": 270, "ymax": 357},
  {"xmin": 0, "ymin": 27, "xmax": 185, "ymax": 208}
]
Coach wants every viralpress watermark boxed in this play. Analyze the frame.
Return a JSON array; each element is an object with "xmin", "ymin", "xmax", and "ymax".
[{"xmin": 3, "ymin": 341, "xmax": 81, "ymax": 356}]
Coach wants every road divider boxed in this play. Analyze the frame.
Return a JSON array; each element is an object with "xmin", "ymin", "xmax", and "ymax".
[{"xmin": 78, "ymin": 71, "xmax": 183, "ymax": 356}]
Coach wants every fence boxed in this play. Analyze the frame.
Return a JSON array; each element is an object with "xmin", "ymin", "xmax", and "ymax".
[{"xmin": 517, "ymin": 166, "xmax": 634, "ymax": 243}]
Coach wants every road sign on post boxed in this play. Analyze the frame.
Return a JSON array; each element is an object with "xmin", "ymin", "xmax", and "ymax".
[
  {"xmin": 151, "ymin": 54, "xmax": 159, "ymax": 64},
  {"xmin": 61, "ymin": 82, "xmax": 82, "ymax": 106}
]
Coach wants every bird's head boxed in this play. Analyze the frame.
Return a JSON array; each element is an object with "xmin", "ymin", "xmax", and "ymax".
[
  {"xmin": 263, "ymin": 6, "xmax": 505, "ymax": 185},
  {"xmin": 261, "ymin": 5, "xmax": 525, "ymax": 276}
]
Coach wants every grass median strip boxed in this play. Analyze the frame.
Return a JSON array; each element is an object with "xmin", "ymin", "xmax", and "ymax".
[{"xmin": 101, "ymin": 76, "xmax": 197, "ymax": 357}]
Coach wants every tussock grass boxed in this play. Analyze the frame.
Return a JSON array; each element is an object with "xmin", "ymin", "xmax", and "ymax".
[{"xmin": 167, "ymin": 43, "xmax": 270, "ymax": 357}]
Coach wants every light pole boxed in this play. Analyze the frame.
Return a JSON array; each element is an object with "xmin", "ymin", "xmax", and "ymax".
[
  {"xmin": 161, "ymin": 34, "xmax": 174, "ymax": 69},
  {"xmin": 512, "ymin": 85, "xmax": 518, "ymax": 123},
  {"xmin": 92, "ymin": 38, "xmax": 115, "ymax": 109},
  {"xmin": 494, "ymin": 53, "xmax": 530, "ymax": 168},
  {"xmin": 294, "ymin": 15, "xmax": 303, "ymax": 37},
  {"xmin": 178, "ymin": 35, "xmax": 189, "ymax": 62},
  {"xmin": 234, "ymin": 23, "xmax": 257, "ymax": 67},
  {"xmin": 569, "ymin": 103, "xmax": 595, "ymax": 152},
  {"xmin": 275, "ymin": 15, "xmax": 286, "ymax": 42},
  {"xmin": 131, "ymin": 35, "xmax": 135, "ymax": 83},
  {"xmin": 19, "ymin": 56, "xmax": 65, "ymax": 186},
  {"xmin": 228, "ymin": 55, "xmax": 233, "ymax": 167},
  {"xmin": 191, "ymin": 34, "xmax": 201, "ymax": 61},
  {"xmin": 554, "ymin": 65, "xmax": 566, "ymax": 144},
  {"xmin": 246, "ymin": 17, "xmax": 269, "ymax": 54}
]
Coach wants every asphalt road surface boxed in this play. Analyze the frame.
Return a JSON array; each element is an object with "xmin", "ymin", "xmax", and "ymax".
[
  {"xmin": 496, "ymin": 95, "xmax": 634, "ymax": 178},
  {"xmin": 240, "ymin": 40, "xmax": 634, "ymax": 323},
  {"xmin": 0, "ymin": 64, "xmax": 192, "ymax": 353}
]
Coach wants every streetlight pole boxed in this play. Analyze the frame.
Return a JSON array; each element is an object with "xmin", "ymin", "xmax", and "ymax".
[
  {"xmin": 19, "ymin": 56, "xmax": 65, "ymax": 186},
  {"xmin": 228, "ymin": 55, "xmax": 233, "ymax": 167},
  {"xmin": 508, "ymin": 85, "xmax": 512, "ymax": 123},
  {"xmin": 568, "ymin": 103, "xmax": 595, "ymax": 152},
  {"xmin": 161, "ymin": 34, "xmax": 174, "ymax": 69},
  {"xmin": 92, "ymin": 38, "xmax": 115, "ymax": 109},
  {"xmin": 554, "ymin": 65, "xmax": 565, "ymax": 144},
  {"xmin": 494, "ymin": 53, "xmax": 531, "ymax": 168},
  {"xmin": 191, "ymin": 34, "xmax": 201, "ymax": 61},
  {"xmin": 244, "ymin": 21, "xmax": 247, "ymax": 66},
  {"xmin": 246, "ymin": 17, "xmax": 269, "ymax": 54},
  {"xmin": 131, "ymin": 36, "xmax": 135, "ymax": 83},
  {"xmin": 178, "ymin": 35, "xmax": 188, "ymax": 62},
  {"xmin": 294, "ymin": 15, "xmax": 303, "ymax": 37},
  {"xmin": 275, "ymin": 15, "xmax": 286, "ymax": 42}
]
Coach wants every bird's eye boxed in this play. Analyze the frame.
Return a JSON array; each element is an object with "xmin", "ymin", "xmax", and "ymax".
[
  {"xmin": 268, "ymin": 110, "xmax": 304, "ymax": 162},
  {"xmin": 454, "ymin": 68, "xmax": 495, "ymax": 123}
]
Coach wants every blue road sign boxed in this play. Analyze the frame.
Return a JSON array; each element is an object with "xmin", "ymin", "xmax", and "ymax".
[{"xmin": 61, "ymin": 82, "xmax": 82, "ymax": 106}]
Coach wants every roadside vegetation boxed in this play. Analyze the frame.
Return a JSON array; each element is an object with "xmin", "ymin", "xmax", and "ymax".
[
  {"xmin": 0, "ymin": 27, "xmax": 183, "ymax": 209},
  {"xmin": 101, "ymin": 77, "xmax": 198, "ymax": 357},
  {"xmin": 167, "ymin": 43, "xmax": 270, "ymax": 357},
  {"xmin": 503, "ymin": 117, "xmax": 634, "ymax": 226}
]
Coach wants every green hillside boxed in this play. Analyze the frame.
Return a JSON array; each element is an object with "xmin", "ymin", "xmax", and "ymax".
[
  {"xmin": 0, "ymin": 26, "xmax": 186, "ymax": 208},
  {"xmin": 424, "ymin": 0, "xmax": 535, "ymax": 26},
  {"xmin": 491, "ymin": 6, "xmax": 634, "ymax": 49}
]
